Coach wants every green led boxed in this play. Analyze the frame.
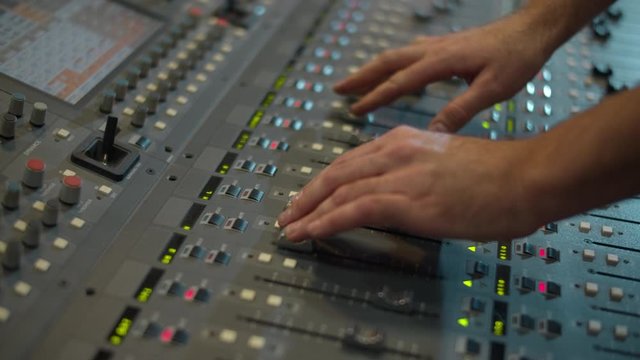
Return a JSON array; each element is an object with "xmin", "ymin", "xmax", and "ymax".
[{"xmin": 482, "ymin": 121, "xmax": 490, "ymax": 130}]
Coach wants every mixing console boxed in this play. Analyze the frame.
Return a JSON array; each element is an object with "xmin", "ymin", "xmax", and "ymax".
[{"xmin": 0, "ymin": 0, "xmax": 639, "ymax": 359}]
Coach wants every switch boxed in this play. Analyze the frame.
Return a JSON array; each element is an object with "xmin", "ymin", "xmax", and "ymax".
[
  {"xmin": 237, "ymin": 160, "xmax": 257, "ymax": 172},
  {"xmin": 1, "ymin": 113, "xmax": 17, "ymax": 139},
  {"xmin": 59, "ymin": 175, "xmax": 82, "ymax": 205},
  {"xmin": 227, "ymin": 218, "xmax": 249, "ymax": 232},
  {"xmin": 606, "ymin": 253, "xmax": 619, "ymax": 266},
  {"xmin": 29, "ymin": 102, "xmax": 47, "ymax": 127},
  {"xmin": 540, "ymin": 247, "xmax": 560, "ymax": 262},
  {"xmin": 221, "ymin": 184, "xmax": 242, "ymax": 198},
  {"xmin": 584, "ymin": 282, "xmax": 599, "ymax": 297},
  {"xmin": 454, "ymin": 337, "xmax": 481, "ymax": 356},
  {"xmin": 539, "ymin": 281, "xmax": 561, "ymax": 298},
  {"xmin": 579, "ymin": 221, "xmax": 591, "ymax": 233},
  {"xmin": 582, "ymin": 249, "xmax": 596, "ymax": 262},
  {"xmin": 142, "ymin": 321, "xmax": 162, "ymax": 338},
  {"xmin": 512, "ymin": 313, "xmax": 536, "ymax": 332},
  {"xmin": 256, "ymin": 164, "xmax": 277, "ymax": 177},
  {"xmin": 592, "ymin": 62, "xmax": 612, "ymax": 78},
  {"xmin": 8, "ymin": 93, "xmax": 25, "ymax": 117},
  {"xmin": 100, "ymin": 90, "xmax": 116, "ymax": 114},
  {"xmin": 515, "ymin": 242, "xmax": 535, "ymax": 257},
  {"xmin": 2, "ymin": 181, "xmax": 20, "ymax": 210},
  {"xmin": 207, "ymin": 213, "xmax": 225, "ymax": 227},
  {"xmin": 587, "ymin": 320, "xmax": 602, "ymax": 335},
  {"xmin": 167, "ymin": 281, "xmax": 185, "ymax": 296},
  {"xmin": 22, "ymin": 158, "xmax": 45, "ymax": 189},
  {"xmin": 42, "ymin": 199, "xmax": 59, "ymax": 227},
  {"xmin": 22, "ymin": 220, "xmax": 41, "ymax": 249},
  {"xmin": 538, "ymin": 319, "xmax": 562, "ymax": 338},
  {"xmin": 189, "ymin": 245, "xmax": 206, "ymax": 259},
  {"xmin": 461, "ymin": 297, "xmax": 485, "ymax": 315},
  {"xmin": 214, "ymin": 250, "xmax": 231, "ymax": 265},
  {"xmin": 195, "ymin": 288, "xmax": 211, "ymax": 302},
  {"xmin": 610, "ymin": 287, "xmax": 624, "ymax": 302},
  {"xmin": 614, "ymin": 325, "xmax": 628, "ymax": 341},
  {"xmin": 543, "ymin": 223, "xmax": 558, "ymax": 233},
  {"xmin": 517, "ymin": 276, "xmax": 536, "ymax": 293},
  {"xmin": 241, "ymin": 188, "xmax": 264, "ymax": 202},
  {"xmin": 465, "ymin": 260, "xmax": 489, "ymax": 279},
  {"xmin": 172, "ymin": 328, "xmax": 189, "ymax": 344}
]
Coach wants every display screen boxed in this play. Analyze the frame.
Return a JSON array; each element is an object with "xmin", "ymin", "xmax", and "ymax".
[{"xmin": 0, "ymin": 0, "xmax": 162, "ymax": 104}]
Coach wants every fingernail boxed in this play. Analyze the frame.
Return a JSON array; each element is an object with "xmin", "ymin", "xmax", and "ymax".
[
  {"xmin": 429, "ymin": 122, "xmax": 448, "ymax": 133},
  {"xmin": 284, "ymin": 222, "xmax": 301, "ymax": 240},
  {"xmin": 278, "ymin": 209, "xmax": 292, "ymax": 226},
  {"xmin": 307, "ymin": 220, "xmax": 321, "ymax": 236}
]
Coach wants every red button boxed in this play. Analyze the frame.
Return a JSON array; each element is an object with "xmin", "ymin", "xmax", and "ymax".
[
  {"xmin": 188, "ymin": 6, "xmax": 203, "ymax": 17},
  {"xmin": 63, "ymin": 175, "xmax": 81, "ymax": 188},
  {"xmin": 27, "ymin": 158, "xmax": 45, "ymax": 172}
]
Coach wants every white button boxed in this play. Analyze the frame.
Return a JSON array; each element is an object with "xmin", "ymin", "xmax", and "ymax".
[
  {"xmin": 32, "ymin": 200, "xmax": 46, "ymax": 211},
  {"xmin": 205, "ymin": 63, "xmax": 217, "ymax": 72},
  {"xmin": 167, "ymin": 61, "xmax": 179, "ymax": 70},
  {"xmin": 56, "ymin": 128, "xmax": 71, "ymax": 139},
  {"xmin": 584, "ymin": 282, "xmax": 599, "ymax": 296},
  {"xmin": 122, "ymin": 107, "xmax": 135, "ymax": 116},
  {"xmin": 282, "ymin": 258, "xmax": 297, "ymax": 269},
  {"xmin": 601, "ymin": 226, "xmax": 613, "ymax": 237},
  {"xmin": 70, "ymin": 217, "xmax": 86, "ymax": 229},
  {"xmin": 579, "ymin": 221, "xmax": 591, "ymax": 233},
  {"xmin": 332, "ymin": 147, "xmax": 344, "ymax": 155},
  {"xmin": 0, "ymin": 241, "xmax": 6, "ymax": 254},
  {"xmin": 587, "ymin": 320, "xmax": 602, "ymax": 335},
  {"xmin": 219, "ymin": 329, "xmax": 237, "ymax": 343},
  {"xmin": 614, "ymin": 325, "xmax": 628, "ymax": 340},
  {"xmin": 53, "ymin": 237, "xmax": 69, "ymax": 250},
  {"xmin": 582, "ymin": 249, "xmax": 596, "ymax": 262},
  {"xmin": 186, "ymin": 84, "xmax": 198, "ymax": 93},
  {"xmin": 300, "ymin": 166, "xmax": 313, "ymax": 175},
  {"xmin": 311, "ymin": 143, "xmax": 324, "ymax": 151},
  {"xmin": 62, "ymin": 169, "xmax": 76, "ymax": 177},
  {"xmin": 14, "ymin": 220, "xmax": 28, "ymax": 232},
  {"xmin": 266, "ymin": 294, "xmax": 282, "ymax": 307},
  {"xmin": 146, "ymin": 83, "xmax": 158, "ymax": 92},
  {"xmin": 34, "ymin": 258, "xmax": 51, "ymax": 272},
  {"xmin": 98, "ymin": 185, "xmax": 113, "ymax": 196},
  {"xmin": 213, "ymin": 53, "xmax": 225, "ymax": 62},
  {"xmin": 14, "ymin": 281, "xmax": 32, "ymax": 296},
  {"xmin": 257, "ymin": 252, "xmax": 272, "ymax": 263},
  {"xmin": 240, "ymin": 288, "xmax": 256, "ymax": 301},
  {"xmin": 610, "ymin": 287, "xmax": 624, "ymax": 301},
  {"xmin": 166, "ymin": 108, "xmax": 178, "ymax": 117},
  {"xmin": 0, "ymin": 306, "xmax": 10, "ymax": 323},
  {"xmin": 606, "ymin": 254, "xmax": 619, "ymax": 266},
  {"xmin": 196, "ymin": 73, "xmax": 207, "ymax": 82},
  {"xmin": 176, "ymin": 96, "xmax": 188, "ymax": 105},
  {"xmin": 322, "ymin": 121, "xmax": 334, "ymax": 129},
  {"xmin": 342, "ymin": 124, "xmax": 354, "ymax": 132},
  {"xmin": 247, "ymin": 335, "xmax": 266, "ymax": 349},
  {"xmin": 134, "ymin": 95, "xmax": 146, "ymax": 104},
  {"xmin": 157, "ymin": 71, "xmax": 168, "ymax": 81},
  {"xmin": 154, "ymin": 121, "xmax": 167, "ymax": 130}
]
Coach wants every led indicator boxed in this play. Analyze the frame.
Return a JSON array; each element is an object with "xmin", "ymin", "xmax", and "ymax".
[
  {"xmin": 198, "ymin": 176, "xmax": 222, "ymax": 200},
  {"xmin": 463, "ymin": 280, "xmax": 473, "ymax": 288},
  {"xmin": 248, "ymin": 110, "xmax": 264, "ymax": 129},
  {"xmin": 538, "ymin": 281, "xmax": 547, "ymax": 294},
  {"xmin": 184, "ymin": 287, "xmax": 197, "ymax": 301},
  {"xmin": 107, "ymin": 307, "xmax": 140, "ymax": 346},
  {"xmin": 491, "ymin": 301, "xmax": 508, "ymax": 336},
  {"xmin": 467, "ymin": 246, "xmax": 477, "ymax": 252},
  {"xmin": 260, "ymin": 92, "xmax": 276, "ymax": 108},
  {"xmin": 269, "ymin": 141, "xmax": 279, "ymax": 150},
  {"xmin": 494, "ymin": 265, "xmax": 511, "ymax": 296},
  {"xmin": 457, "ymin": 318, "xmax": 470, "ymax": 328},
  {"xmin": 159, "ymin": 233, "xmax": 186, "ymax": 265},
  {"xmin": 482, "ymin": 121, "xmax": 490, "ymax": 130},
  {"xmin": 215, "ymin": 152, "xmax": 238, "ymax": 175},
  {"xmin": 160, "ymin": 327, "xmax": 175, "ymax": 344},
  {"xmin": 232, "ymin": 131, "xmax": 252, "ymax": 150},
  {"xmin": 134, "ymin": 267, "xmax": 164, "ymax": 303},
  {"xmin": 506, "ymin": 118, "xmax": 515, "ymax": 133},
  {"xmin": 539, "ymin": 248, "xmax": 546, "ymax": 258},
  {"xmin": 493, "ymin": 320, "xmax": 505, "ymax": 336},
  {"xmin": 273, "ymin": 75, "xmax": 288, "ymax": 91}
]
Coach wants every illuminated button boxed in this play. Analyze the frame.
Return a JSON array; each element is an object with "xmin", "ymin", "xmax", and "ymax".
[
  {"xmin": 222, "ymin": 184, "xmax": 242, "ymax": 198},
  {"xmin": 601, "ymin": 225, "xmax": 614, "ymax": 237},
  {"xmin": 0, "ymin": 307, "xmax": 9, "ymax": 323},
  {"xmin": 256, "ymin": 164, "xmax": 277, "ymax": 177},
  {"xmin": 154, "ymin": 121, "xmax": 167, "ymax": 130},
  {"xmin": 207, "ymin": 213, "xmax": 225, "ymax": 227},
  {"xmin": 219, "ymin": 329, "xmax": 237, "ymax": 343},
  {"xmin": 257, "ymin": 252, "xmax": 272, "ymax": 263},
  {"xmin": 248, "ymin": 335, "xmax": 266, "ymax": 349},
  {"xmin": 195, "ymin": 288, "xmax": 211, "ymax": 302},
  {"xmin": 56, "ymin": 128, "xmax": 71, "ymax": 139},
  {"xmin": 543, "ymin": 223, "xmax": 558, "ymax": 233},
  {"xmin": 517, "ymin": 276, "xmax": 536, "ymax": 292},
  {"xmin": 282, "ymin": 258, "xmax": 297, "ymax": 269},
  {"xmin": 189, "ymin": 245, "xmax": 206, "ymax": 259},
  {"xmin": 515, "ymin": 242, "xmax": 535, "ymax": 257},
  {"xmin": 240, "ymin": 289, "xmax": 256, "ymax": 301},
  {"xmin": 98, "ymin": 185, "xmax": 113, "ymax": 196},
  {"xmin": 539, "ymin": 281, "xmax": 561, "ymax": 298},
  {"xmin": 541, "ymin": 247, "xmax": 560, "ymax": 262},
  {"xmin": 461, "ymin": 297, "xmax": 485, "ymax": 315},
  {"xmin": 465, "ymin": 260, "xmax": 488, "ymax": 279},
  {"xmin": 53, "ymin": 237, "xmax": 68, "ymax": 250},
  {"xmin": 14, "ymin": 219, "xmax": 27, "ymax": 232},
  {"xmin": 172, "ymin": 328, "xmax": 189, "ymax": 344},
  {"xmin": 266, "ymin": 294, "xmax": 283, "ymax": 307},
  {"xmin": 237, "ymin": 160, "xmax": 257, "ymax": 172},
  {"xmin": 584, "ymin": 282, "xmax": 599, "ymax": 297},
  {"xmin": 512, "ymin": 313, "xmax": 535, "ymax": 332},
  {"xmin": 538, "ymin": 319, "xmax": 562, "ymax": 338},
  {"xmin": 454, "ymin": 337, "xmax": 481, "ymax": 356},
  {"xmin": 184, "ymin": 286, "xmax": 198, "ymax": 301},
  {"xmin": 582, "ymin": 249, "xmax": 596, "ymax": 262},
  {"xmin": 614, "ymin": 325, "xmax": 628, "ymax": 341},
  {"xmin": 587, "ymin": 320, "xmax": 602, "ymax": 335},
  {"xmin": 167, "ymin": 281, "xmax": 186, "ymax": 296},
  {"xmin": 300, "ymin": 166, "xmax": 313, "ymax": 175},
  {"xmin": 32, "ymin": 200, "xmax": 46, "ymax": 211},
  {"xmin": 227, "ymin": 218, "xmax": 249, "ymax": 232},
  {"xmin": 606, "ymin": 253, "xmax": 619, "ymax": 266},
  {"xmin": 214, "ymin": 251, "xmax": 231, "ymax": 265},
  {"xmin": 579, "ymin": 221, "xmax": 591, "ymax": 233},
  {"xmin": 14, "ymin": 281, "xmax": 32, "ymax": 296},
  {"xmin": 160, "ymin": 327, "xmax": 175, "ymax": 344},
  {"xmin": 610, "ymin": 287, "xmax": 624, "ymax": 301},
  {"xmin": 34, "ymin": 258, "xmax": 51, "ymax": 272},
  {"xmin": 241, "ymin": 189, "xmax": 264, "ymax": 202},
  {"xmin": 70, "ymin": 217, "xmax": 86, "ymax": 229}
]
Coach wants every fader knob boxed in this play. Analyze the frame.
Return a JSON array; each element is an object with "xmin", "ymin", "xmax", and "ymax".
[
  {"xmin": 29, "ymin": 102, "xmax": 47, "ymax": 127},
  {"xmin": 2, "ymin": 181, "xmax": 20, "ymax": 210},
  {"xmin": 22, "ymin": 158, "xmax": 45, "ymax": 189},
  {"xmin": 100, "ymin": 90, "xmax": 116, "ymax": 114},
  {"xmin": 42, "ymin": 199, "xmax": 59, "ymax": 227},
  {"xmin": 131, "ymin": 105, "xmax": 148, "ymax": 128},
  {"xmin": 2, "ymin": 240, "xmax": 21, "ymax": 271},
  {"xmin": 0, "ymin": 113, "xmax": 17, "ymax": 139},
  {"xmin": 22, "ymin": 220, "xmax": 41, "ymax": 249},
  {"xmin": 59, "ymin": 175, "xmax": 82, "ymax": 205},
  {"xmin": 8, "ymin": 93, "xmax": 25, "ymax": 117}
]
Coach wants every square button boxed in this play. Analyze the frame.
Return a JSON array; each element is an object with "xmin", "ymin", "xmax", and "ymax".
[
  {"xmin": 300, "ymin": 166, "xmax": 312, "ymax": 175},
  {"xmin": 14, "ymin": 220, "xmax": 27, "ymax": 232},
  {"xmin": 186, "ymin": 84, "xmax": 198, "ymax": 93},
  {"xmin": 0, "ymin": 241, "xmax": 6, "ymax": 254},
  {"xmin": 70, "ymin": 217, "xmax": 86, "ymax": 229},
  {"xmin": 196, "ymin": 73, "xmax": 207, "ymax": 82},
  {"xmin": 205, "ymin": 63, "xmax": 216, "ymax": 72},
  {"xmin": 53, "ymin": 237, "xmax": 69, "ymax": 250},
  {"xmin": 34, "ymin": 258, "xmax": 51, "ymax": 272},
  {"xmin": 601, "ymin": 225, "xmax": 613, "ymax": 237},
  {"xmin": 311, "ymin": 143, "xmax": 324, "ymax": 151},
  {"xmin": 332, "ymin": 147, "xmax": 345, "ymax": 155},
  {"xmin": 166, "ymin": 108, "xmax": 178, "ymax": 117},
  {"xmin": 257, "ymin": 253, "xmax": 272, "ymax": 263},
  {"xmin": 176, "ymin": 96, "xmax": 188, "ymax": 105},
  {"xmin": 610, "ymin": 287, "xmax": 624, "ymax": 301},
  {"xmin": 587, "ymin": 320, "xmax": 602, "ymax": 335},
  {"xmin": 606, "ymin": 254, "xmax": 620, "ymax": 266},
  {"xmin": 14, "ymin": 281, "xmax": 32, "ymax": 296},
  {"xmin": 32, "ymin": 200, "xmax": 46, "ymax": 211},
  {"xmin": 98, "ymin": 185, "xmax": 113, "ymax": 196},
  {"xmin": 122, "ymin": 107, "xmax": 135, "ymax": 116},
  {"xmin": 240, "ymin": 289, "xmax": 256, "ymax": 301},
  {"xmin": 0, "ymin": 306, "xmax": 10, "ymax": 323},
  {"xmin": 341, "ymin": 124, "xmax": 354, "ymax": 132},
  {"xmin": 247, "ymin": 335, "xmax": 265, "ymax": 349},
  {"xmin": 146, "ymin": 83, "xmax": 158, "ymax": 92},
  {"xmin": 56, "ymin": 128, "xmax": 71, "ymax": 139},
  {"xmin": 134, "ymin": 95, "xmax": 146, "ymax": 104},
  {"xmin": 582, "ymin": 249, "xmax": 596, "ymax": 262},
  {"xmin": 266, "ymin": 294, "xmax": 282, "ymax": 307},
  {"xmin": 219, "ymin": 329, "xmax": 237, "ymax": 343},
  {"xmin": 579, "ymin": 221, "xmax": 591, "ymax": 233},
  {"xmin": 282, "ymin": 258, "xmax": 297, "ymax": 269},
  {"xmin": 322, "ymin": 121, "xmax": 334, "ymax": 129},
  {"xmin": 614, "ymin": 325, "xmax": 628, "ymax": 340},
  {"xmin": 154, "ymin": 121, "xmax": 167, "ymax": 130},
  {"xmin": 62, "ymin": 169, "xmax": 76, "ymax": 177}
]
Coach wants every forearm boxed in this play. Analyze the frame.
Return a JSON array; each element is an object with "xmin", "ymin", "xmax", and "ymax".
[{"xmin": 526, "ymin": 88, "xmax": 640, "ymax": 224}]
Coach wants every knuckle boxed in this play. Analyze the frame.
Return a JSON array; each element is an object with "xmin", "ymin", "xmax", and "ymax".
[
  {"xmin": 331, "ymin": 186, "xmax": 353, "ymax": 205},
  {"xmin": 377, "ymin": 50, "xmax": 396, "ymax": 66}
]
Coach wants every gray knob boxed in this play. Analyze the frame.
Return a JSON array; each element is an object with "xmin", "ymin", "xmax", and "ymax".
[
  {"xmin": 2, "ymin": 181, "xmax": 20, "ymax": 210},
  {"xmin": 1, "ymin": 113, "xmax": 17, "ymax": 139},
  {"xmin": 127, "ymin": 67, "xmax": 141, "ymax": 89},
  {"xmin": 114, "ymin": 79, "xmax": 129, "ymax": 101},
  {"xmin": 22, "ymin": 220, "xmax": 41, "ymax": 249},
  {"xmin": 157, "ymin": 81, "xmax": 169, "ymax": 102},
  {"xmin": 159, "ymin": 37, "xmax": 173, "ymax": 55},
  {"xmin": 178, "ymin": 59, "xmax": 190, "ymax": 77},
  {"xmin": 59, "ymin": 175, "xmax": 82, "ymax": 205},
  {"xmin": 22, "ymin": 158, "xmax": 45, "ymax": 189},
  {"xmin": 42, "ymin": 199, "xmax": 59, "ymax": 227},
  {"xmin": 100, "ymin": 90, "xmax": 115, "ymax": 114},
  {"xmin": 131, "ymin": 105, "xmax": 148, "ymax": 128},
  {"xmin": 148, "ymin": 46, "xmax": 162, "ymax": 66},
  {"xmin": 2, "ymin": 240, "xmax": 21, "ymax": 271},
  {"xmin": 8, "ymin": 93, "xmax": 25, "ymax": 117},
  {"xmin": 138, "ymin": 56, "xmax": 152, "ymax": 78},
  {"xmin": 29, "ymin": 102, "xmax": 47, "ymax": 127},
  {"xmin": 168, "ymin": 69, "xmax": 180, "ymax": 90},
  {"xmin": 146, "ymin": 93, "xmax": 159, "ymax": 114}
]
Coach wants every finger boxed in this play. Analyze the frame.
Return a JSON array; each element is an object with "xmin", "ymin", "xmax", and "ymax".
[
  {"xmin": 277, "ymin": 154, "xmax": 392, "ymax": 227},
  {"xmin": 349, "ymin": 56, "xmax": 456, "ymax": 116},
  {"xmin": 333, "ymin": 45, "xmax": 425, "ymax": 96},
  {"xmin": 427, "ymin": 73, "xmax": 500, "ymax": 133}
]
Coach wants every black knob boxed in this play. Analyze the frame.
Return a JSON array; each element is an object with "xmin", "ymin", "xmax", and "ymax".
[
  {"xmin": 22, "ymin": 220, "xmax": 41, "ymax": 249},
  {"xmin": 29, "ymin": 102, "xmax": 47, "ymax": 127},
  {"xmin": 100, "ymin": 90, "xmax": 116, "ymax": 114},
  {"xmin": 1, "ymin": 113, "xmax": 17, "ymax": 139},
  {"xmin": 131, "ymin": 105, "xmax": 148, "ymax": 128},
  {"xmin": 2, "ymin": 240, "xmax": 21, "ymax": 271},
  {"xmin": 592, "ymin": 62, "xmax": 613, "ymax": 78},
  {"xmin": 114, "ymin": 79, "xmax": 129, "ymax": 101},
  {"xmin": 42, "ymin": 199, "xmax": 59, "ymax": 227},
  {"xmin": 127, "ymin": 67, "xmax": 141, "ymax": 89},
  {"xmin": 2, "ymin": 181, "xmax": 20, "ymax": 210},
  {"xmin": 8, "ymin": 93, "xmax": 25, "ymax": 117},
  {"xmin": 146, "ymin": 93, "xmax": 159, "ymax": 114},
  {"xmin": 138, "ymin": 56, "xmax": 152, "ymax": 78},
  {"xmin": 157, "ymin": 81, "xmax": 169, "ymax": 102},
  {"xmin": 148, "ymin": 46, "xmax": 162, "ymax": 66}
]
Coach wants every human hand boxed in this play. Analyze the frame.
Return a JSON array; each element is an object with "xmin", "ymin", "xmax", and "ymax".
[
  {"xmin": 334, "ymin": 13, "xmax": 554, "ymax": 132},
  {"xmin": 277, "ymin": 126, "xmax": 543, "ymax": 242}
]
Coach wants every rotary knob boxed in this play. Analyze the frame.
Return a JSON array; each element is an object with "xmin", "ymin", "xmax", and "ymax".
[
  {"xmin": 131, "ymin": 105, "xmax": 148, "ymax": 128},
  {"xmin": 138, "ymin": 56, "xmax": 152, "ymax": 78},
  {"xmin": 1, "ymin": 113, "xmax": 17, "ymax": 139},
  {"xmin": 29, "ymin": 102, "xmax": 47, "ymax": 127},
  {"xmin": 146, "ymin": 93, "xmax": 159, "ymax": 114},
  {"xmin": 59, "ymin": 175, "xmax": 82, "ymax": 205},
  {"xmin": 127, "ymin": 67, "xmax": 141, "ymax": 89},
  {"xmin": 157, "ymin": 81, "xmax": 169, "ymax": 102},
  {"xmin": 114, "ymin": 79, "xmax": 129, "ymax": 101},
  {"xmin": 148, "ymin": 46, "xmax": 162, "ymax": 66},
  {"xmin": 8, "ymin": 93, "xmax": 25, "ymax": 117},
  {"xmin": 2, "ymin": 181, "xmax": 20, "ymax": 210},
  {"xmin": 100, "ymin": 90, "xmax": 116, "ymax": 114},
  {"xmin": 42, "ymin": 199, "xmax": 59, "ymax": 227},
  {"xmin": 22, "ymin": 158, "xmax": 45, "ymax": 189},
  {"xmin": 22, "ymin": 220, "xmax": 41, "ymax": 249},
  {"xmin": 2, "ymin": 240, "xmax": 21, "ymax": 271}
]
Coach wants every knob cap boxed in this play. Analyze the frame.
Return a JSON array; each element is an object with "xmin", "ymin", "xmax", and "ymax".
[
  {"xmin": 127, "ymin": 67, "xmax": 141, "ymax": 89},
  {"xmin": 2, "ymin": 240, "xmax": 21, "ymax": 271},
  {"xmin": 146, "ymin": 93, "xmax": 159, "ymax": 114},
  {"xmin": 168, "ymin": 69, "xmax": 180, "ymax": 90},
  {"xmin": 8, "ymin": 93, "xmax": 25, "ymax": 117},
  {"xmin": 148, "ymin": 46, "xmax": 162, "ymax": 66},
  {"xmin": 138, "ymin": 56, "xmax": 152, "ymax": 78},
  {"xmin": 22, "ymin": 220, "xmax": 41, "ymax": 249},
  {"xmin": 42, "ymin": 199, "xmax": 59, "ymax": 227},
  {"xmin": 100, "ymin": 90, "xmax": 116, "ymax": 114},
  {"xmin": 2, "ymin": 181, "xmax": 20, "ymax": 210},
  {"xmin": 59, "ymin": 175, "xmax": 82, "ymax": 205},
  {"xmin": 29, "ymin": 102, "xmax": 47, "ymax": 127},
  {"xmin": 157, "ymin": 81, "xmax": 169, "ymax": 102},
  {"xmin": 22, "ymin": 158, "xmax": 45, "ymax": 189},
  {"xmin": 1, "ymin": 113, "xmax": 17, "ymax": 139},
  {"xmin": 131, "ymin": 105, "xmax": 148, "ymax": 128},
  {"xmin": 114, "ymin": 79, "xmax": 129, "ymax": 101}
]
